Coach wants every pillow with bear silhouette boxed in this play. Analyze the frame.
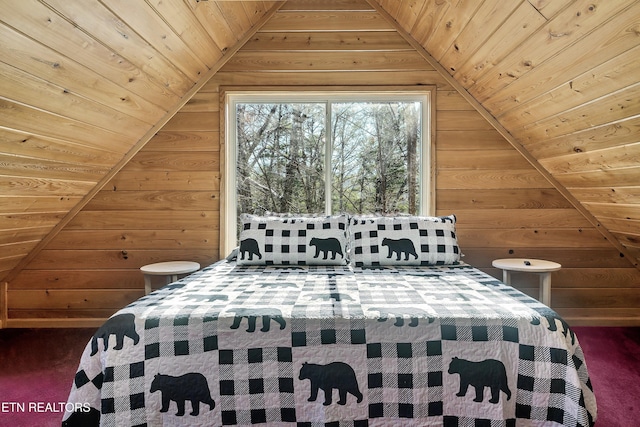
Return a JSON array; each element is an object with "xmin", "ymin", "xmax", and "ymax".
[
  {"xmin": 349, "ymin": 214, "xmax": 461, "ymax": 266},
  {"xmin": 237, "ymin": 214, "xmax": 349, "ymax": 265}
]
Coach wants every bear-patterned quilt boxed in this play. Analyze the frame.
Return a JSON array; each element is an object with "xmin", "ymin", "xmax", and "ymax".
[{"xmin": 62, "ymin": 260, "xmax": 597, "ymax": 427}]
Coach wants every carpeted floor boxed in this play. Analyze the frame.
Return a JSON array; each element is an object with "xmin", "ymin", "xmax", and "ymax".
[
  {"xmin": 573, "ymin": 326, "xmax": 640, "ymax": 427},
  {"xmin": 0, "ymin": 326, "xmax": 638, "ymax": 426},
  {"xmin": 0, "ymin": 328, "xmax": 94, "ymax": 427}
]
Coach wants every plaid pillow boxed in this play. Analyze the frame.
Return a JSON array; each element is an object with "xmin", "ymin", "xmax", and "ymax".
[
  {"xmin": 237, "ymin": 214, "xmax": 348, "ymax": 265},
  {"xmin": 349, "ymin": 214, "xmax": 461, "ymax": 266}
]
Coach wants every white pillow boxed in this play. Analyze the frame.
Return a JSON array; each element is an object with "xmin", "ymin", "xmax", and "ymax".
[
  {"xmin": 349, "ymin": 214, "xmax": 461, "ymax": 266},
  {"xmin": 237, "ymin": 214, "xmax": 349, "ymax": 265}
]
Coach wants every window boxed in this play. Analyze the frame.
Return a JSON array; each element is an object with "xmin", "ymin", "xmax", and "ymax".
[{"xmin": 222, "ymin": 89, "xmax": 434, "ymax": 254}]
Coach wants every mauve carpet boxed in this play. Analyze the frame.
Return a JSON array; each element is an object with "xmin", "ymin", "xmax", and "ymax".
[{"xmin": 0, "ymin": 326, "xmax": 638, "ymax": 426}]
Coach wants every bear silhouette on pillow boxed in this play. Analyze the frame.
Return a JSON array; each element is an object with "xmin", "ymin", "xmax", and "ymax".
[
  {"xmin": 382, "ymin": 237, "xmax": 418, "ymax": 261},
  {"xmin": 309, "ymin": 237, "xmax": 344, "ymax": 260},
  {"xmin": 239, "ymin": 238, "xmax": 262, "ymax": 261}
]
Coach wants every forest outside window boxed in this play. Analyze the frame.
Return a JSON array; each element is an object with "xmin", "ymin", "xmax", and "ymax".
[{"xmin": 223, "ymin": 89, "xmax": 434, "ymax": 253}]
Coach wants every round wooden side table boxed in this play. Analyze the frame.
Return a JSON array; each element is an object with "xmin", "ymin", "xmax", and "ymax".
[
  {"xmin": 140, "ymin": 261, "xmax": 200, "ymax": 294},
  {"xmin": 491, "ymin": 258, "xmax": 561, "ymax": 307}
]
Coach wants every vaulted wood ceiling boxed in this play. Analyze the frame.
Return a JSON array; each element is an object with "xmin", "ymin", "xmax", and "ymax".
[{"xmin": 1, "ymin": 0, "xmax": 639, "ymax": 283}]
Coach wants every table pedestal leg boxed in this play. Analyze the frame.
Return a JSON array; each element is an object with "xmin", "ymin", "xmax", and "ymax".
[
  {"xmin": 144, "ymin": 275, "xmax": 152, "ymax": 295},
  {"xmin": 502, "ymin": 270, "xmax": 512, "ymax": 285},
  {"xmin": 540, "ymin": 273, "xmax": 551, "ymax": 307}
]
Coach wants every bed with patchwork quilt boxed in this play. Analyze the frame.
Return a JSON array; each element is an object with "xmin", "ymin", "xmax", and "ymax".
[{"xmin": 62, "ymin": 214, "xmax": 596, "ymax": 426}]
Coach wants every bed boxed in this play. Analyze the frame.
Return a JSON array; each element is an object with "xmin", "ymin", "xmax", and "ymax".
[{"xmin": 62, "ymin": 214, "xmax": 597, "ymax": 427}]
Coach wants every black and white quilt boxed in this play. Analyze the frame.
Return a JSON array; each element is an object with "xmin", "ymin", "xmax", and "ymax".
[{"xmin": 62, "ymin": 261, "xmax": 597, "ymax": 427}]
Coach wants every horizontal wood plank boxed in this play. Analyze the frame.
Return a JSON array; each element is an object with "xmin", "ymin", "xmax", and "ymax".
[
  {"xmin": 483, "ymin": 267, "xmax": 640, "ymax": 289},
  {"xmin": 598, "ymin": 217, "xmax": 640, "ymax": 235},
  {"xmin": 0, "ymin": 154, "xmax": 109, "ymax": 181},
  {"xmin": 10, "ymin": 269, "xmax": 145, "ymax": 290},
  {"xmin": 222, "ymin": 50, "xmax": 430, "ymax": 72},
  {"xmin": 450, "ymin": 208, "xmax": 590, "ymax": 228},
  {"xmin": 0, "ymin": 129, "xmax": 123, "ymax": 166},
  {"xmin": 0, "ymin": 227, "xmax": 51, "ymax": 246},
  {"xmin": 66, "ymin": 211, "xmax": 220, "ymax": 230},
  {"xmin": 525, "ymin": 116, "xmax": 640, "ymax": 159},
  {"xmin": 106, "ymin": 171, "xmax": 220, "ymax": 191},
  {"xmin": 436, "ymin": 110, "xmax": 497, "ymax": 131},
  {"xmin": 6, "ymin": 317, "xmax": 114, "ymax": 328},
  {"xmin": 121, "ymin": 152, "xmax": 219, "ymax": 172},
  {"xmin": 0, "ymin": 100, "xmax": 133, "ymax": 154},
  {"xmin": 556, "ymin": 308, "xmax": 640, "ymax": 326},
  {"xmin": 436, "ymin": 130, "xmax": 512, "ymax": 150},
  {"xmin": 85, "ymin": 190, "xmax": 219, "ymax": 211},
  {"xmin": 148, "ymin": 131, "xmax": 219, "ymax": 151},
  {"xmin": 522, "ymin": 85, "xmax": 640, "ymax": 141},
  {"xmin": 437, "ymin": 149, "xmax": 533, "ymax": 170},
  {"xmin": 48, "ymin": 230, "xmax": 219, "ymax": 250},
  {"xmin": 0, "ymin": 175, "xmax": 96, "ymax": 197},
  {"xmin": 245, "ymin": 31, "xmax": 412, "ymax": 50},
  {"xmin": 278, "ymin": 0, "xmax": 372, "ymax": 11},
  {"xmin": 261, "ymin": 11, "xmax": 393, "ymax": 32},
  {"xmin": 8, "ymin": 289, "xmax": 144, "ymax": 310},
  {"xmin": 459, "ymin": 248, "xmax": 632, "ymax": 269},
  {"xmin": 437, "ymin": 170, "xmax": 554, "ymax": 190},
  {"xmin": 569, "ymin": 187, "xmax": 640, "ymax": 205},
  {"xmin": 539, "ymin": 142, "xmax": 640, "ymax": 175},
  {"xmin": 0, "ymin": 60, "xmax": 156, "ymax": 130},
  {"xmin": 214, "ymin": 70, "xmax": 446, "ymax": 87},
  {"xmin": 163, "ymin": 112, "xmax": 219, "ymax": 132},
  {"xmin": 457, "ymin": 228, "xmax": 612, "ymax": 249},
  {"xmin": 582, "ymin": 203, "xmax": 640, "ymax": 222},
  {"xmin": 437, "ymin": 189, "xmax": 574, "ymax": 210},
  {"xmin": 0, "ymin": 196, "xmax": 80, "ymax": 213},
  {"xmin": 0, "ymin": 212, "xmax": 65, "ymax": 230},
  {"xmin": 25, "ymin": 249, "xmax": 217, "ymax": 270},
  {"xmin": 556, "ymin": 167, "xmax": 640, "ymax": 188}
]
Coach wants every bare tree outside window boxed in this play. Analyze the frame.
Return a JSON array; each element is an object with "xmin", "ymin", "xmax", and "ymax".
[
  {"xmin": 235, "ymin": 97, "xmax": 423, "ymax": 217},
  {"xmin": 236, "ymin": 103, "xmax": 326, "ymax": 214},
  {"xmin": 331, "ymin": 101, "xmax": 420, "ymax": 215}
]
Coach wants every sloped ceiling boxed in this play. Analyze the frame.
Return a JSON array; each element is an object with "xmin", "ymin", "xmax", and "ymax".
[{"xmin": 1, "ymin": 0, "xmax": 638, "ymax": 283}]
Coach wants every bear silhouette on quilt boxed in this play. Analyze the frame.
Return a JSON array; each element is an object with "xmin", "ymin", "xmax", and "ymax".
[
  {"xmin": 150, "ymin": 373, "xmax": 215, "ymax": 416},
  {"xmin": 90, "ymin": 313, "xmax": 140, "ymax": 356},
  {"xmin": 448, "ymin": 357, "xmax": 511, "ymax": 404},
  {"xmin": 299, "ymin": 361, "xmax": 363, "ymax": 406},
  {"xmin": 229, "ymin": 307, "xmax": 286, "ymax": 332}
]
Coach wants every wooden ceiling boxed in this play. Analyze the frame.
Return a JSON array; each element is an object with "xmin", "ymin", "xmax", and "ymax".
[{"xmin": 1, "ymin": 0, "xmax": 639, "ymax": 283}]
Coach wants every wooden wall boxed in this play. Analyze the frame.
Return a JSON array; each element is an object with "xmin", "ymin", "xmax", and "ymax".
[
  {"xmin": 377, "ymin": 0, "xmax": 640, "ymax": 267},
  {"xmin": 4, "ymin": 0, "xmax": 640, "ymax": 327},
  {"xmin": 6, "ymin": 83, "xmax": 221, "ymax": 327}
]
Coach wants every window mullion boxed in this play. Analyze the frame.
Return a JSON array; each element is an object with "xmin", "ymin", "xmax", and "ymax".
[{"xmin": 325, "ymin": 101, "xmax": 332, "ymax": 215}]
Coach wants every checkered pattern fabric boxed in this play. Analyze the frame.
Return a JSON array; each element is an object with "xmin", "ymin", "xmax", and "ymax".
[
  {"xmin": 237, "ymin": 214, "xmax": 349, "ymax": 266},
  {"xmin": 63, "ymin": 261, "xmax": 596, "ymax": 427},
  {"xmin": 349, "ymin": 215, "xmax": 461, "ymax": 267}
]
